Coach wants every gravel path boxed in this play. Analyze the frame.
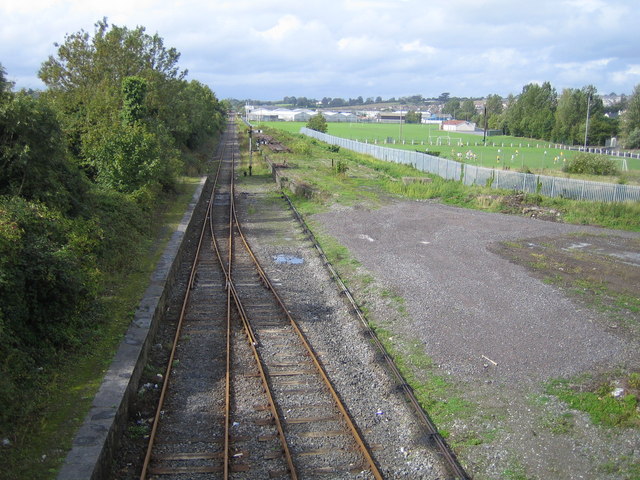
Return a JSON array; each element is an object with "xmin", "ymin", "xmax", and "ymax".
[
  {"xmin": 311, "ymin": 199, "xmax": 640, "ymax": 479},
  {"xmin": 313, "ymin": 201, "xmax": 638, "ymax": 385}
]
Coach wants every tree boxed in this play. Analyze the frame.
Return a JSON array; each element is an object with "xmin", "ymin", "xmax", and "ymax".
[
  {"xmin": 442, "ymin": 98, "xmax": 460, "ymax": 117},
  {"xmin": 459, "ymin": 99, "xmax": 476, "ymax": 120},
  {"xmin": 622, "ymin": 84, "xmax": 640, "ymax": 146},
  {"xmin": 404, "ymin": 110, "xmax": 421, "ymax": 124},
  {"xmin": 505, "ymin": 82, "xmax": 556, "ymax": 139},
  {"xmin": 306, "ymin": 113, "xmax": 328, "ymax": 133},
  {"xmin": 0, "ymin": 64, "xmax": 12, "ymax": 100},
  {"xmin": 0, "ymin": 91, "xmax": 87, "ymax": 213},
  {"xmin": 551, "ymin": 86, "xmax": 611, "ymax": 146},
  {"xmin": 121, "ymin": 76, "xmax": 147, "ymax": 124},
  {"xmin": 38, "ymin": 19, "xmax": 224, "ymax": 192}
]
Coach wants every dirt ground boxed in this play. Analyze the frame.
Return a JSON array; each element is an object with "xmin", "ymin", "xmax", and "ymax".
[{"xmin": 312, "ymin": 200, "xmax": 640, "ymax": 479}]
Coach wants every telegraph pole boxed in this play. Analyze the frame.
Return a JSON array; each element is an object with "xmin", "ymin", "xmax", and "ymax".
[{"xmin": 584, "ymin": 93, "xmax": 591, "ymax": 149}]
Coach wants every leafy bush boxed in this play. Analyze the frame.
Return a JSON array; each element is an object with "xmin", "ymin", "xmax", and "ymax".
[
  {"xmin": 291, "ymin": 140, "xmax": 312, "ymax": 157},
  {"xmin": 334, "ymin": 160, "xmax": 348, "ymax": 175},
  {"xmin": 562, "ymin": 153, "xmax": 619, "ymax": 176}
]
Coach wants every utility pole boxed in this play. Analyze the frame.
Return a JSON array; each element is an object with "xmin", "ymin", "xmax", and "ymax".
[
  {"xmin": 584, "ymin": 93, "xmax": 591, "ymax": 149},
  {"xmin": 483, "ymin": 105, "xmax": 488, "ymax": 144},
  {"xmin": 249, "ymin": 127, "xmax": 253, "ymax": 175}
]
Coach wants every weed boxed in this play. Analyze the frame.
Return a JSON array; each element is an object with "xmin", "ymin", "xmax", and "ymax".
[
  {"xmin": 546, "ymin": 377, "xmax": 640, "ymax": 428},
  {"xmin": 503, "ymin": 460, "xmax": 532, "ymax": 480},
  {"xmin": 127, "ymin": 423, "xmax": 149, "ymax": 439}
]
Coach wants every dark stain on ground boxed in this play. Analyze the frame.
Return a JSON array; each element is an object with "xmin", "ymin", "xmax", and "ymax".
[{"xmin": 489, "ymin": 233, "xmax": 640, "ymax": 339}]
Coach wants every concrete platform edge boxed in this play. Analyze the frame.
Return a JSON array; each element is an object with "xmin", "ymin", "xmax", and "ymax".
[{"xmin": 57, "ymin": 176, "xmax": 209, "ymax": 480}]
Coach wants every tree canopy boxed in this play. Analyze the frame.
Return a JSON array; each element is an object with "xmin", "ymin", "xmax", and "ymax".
[
  {"xmin": 306, "ymin": 113, "xmax": 328, "ymax": 133},
  {"xmin": 39, "ymin": 18, "xmax": 224, "ymax": 193},
  {"xmin": 0, "ymin": 19, "xmax": 227, "ymax": 439}
]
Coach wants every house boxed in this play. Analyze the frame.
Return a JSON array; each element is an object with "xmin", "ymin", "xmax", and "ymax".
[{"xmin": 441, "ymin": 120, "xmax": 477, "ymax": 132}]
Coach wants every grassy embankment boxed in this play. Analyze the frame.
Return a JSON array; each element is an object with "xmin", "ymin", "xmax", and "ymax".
[
  {"xmin": 2, "ymin": 161, "xmax": 214, "ymax": 480},
  {"xmin": 258, "ymin": 121, "xmax": 640, "ymax": 184},
  {"xmin": 240, "ymin": 124, "xmax": 640, "ymax": 451}
]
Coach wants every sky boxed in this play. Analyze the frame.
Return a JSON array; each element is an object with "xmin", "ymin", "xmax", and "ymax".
[{"xmin": 1, "ymin": 0, "xmax": 639, "ymax": 101}]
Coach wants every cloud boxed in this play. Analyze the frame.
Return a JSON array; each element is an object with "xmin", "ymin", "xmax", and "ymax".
[
  {"xmin": 257, "ymin": 15, "xmax": 302, "ymax": 42},
  {"xmin": 1, "ymin": 0, "xmax": 640, "ymax": 99}
]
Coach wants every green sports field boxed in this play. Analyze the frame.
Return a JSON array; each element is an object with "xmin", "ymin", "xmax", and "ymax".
[{"xmin": 256, "ymin": 121, "xmax": 640, "ymax": 174}]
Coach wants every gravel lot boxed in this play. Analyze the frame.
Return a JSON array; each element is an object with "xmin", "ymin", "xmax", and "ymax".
[{"xmin": 312, "ymin": 199, "xmax": 640, "ymax": 479}]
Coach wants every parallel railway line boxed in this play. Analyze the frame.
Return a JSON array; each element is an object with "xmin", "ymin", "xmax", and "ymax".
[{"xmin": 138, "ymin": 119, "xmax": 383, "ymax": 479}]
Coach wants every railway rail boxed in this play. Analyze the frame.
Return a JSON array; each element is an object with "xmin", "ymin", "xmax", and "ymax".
[{"xmin": 137, "ymin": 119, "xmax": 383, "ymax": 479}]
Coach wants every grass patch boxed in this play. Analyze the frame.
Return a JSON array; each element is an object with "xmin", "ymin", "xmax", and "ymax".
[
  {"xmin": 546, "ymin": 375, "xmax": 640, "ymax": 428},
  {"xmin": 371, "ymin": 325, "xmax": 470, "ymax": 437},
  {"xmin": 259, "ymin": 125, "xmax": 640, "ymax": 232}
]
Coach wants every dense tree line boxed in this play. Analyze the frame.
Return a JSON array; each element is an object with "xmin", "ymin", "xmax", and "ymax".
[
  {"xmin": 441, "ymin": 82, "xmax": 638, "ymax": 148},
  {"xmin": 0, "ymin": 19, "xmax": 226, "ymax": 432}
]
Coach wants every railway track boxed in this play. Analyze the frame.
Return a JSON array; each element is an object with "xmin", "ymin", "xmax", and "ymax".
[{"xmin": 138, "ymin": 119, "xmax": 383, "ymax": 479}]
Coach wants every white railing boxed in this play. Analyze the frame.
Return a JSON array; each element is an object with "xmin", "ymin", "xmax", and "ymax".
[{"xmin": 300, "ymin": 128, "xmax": 640, "ymax": 202}]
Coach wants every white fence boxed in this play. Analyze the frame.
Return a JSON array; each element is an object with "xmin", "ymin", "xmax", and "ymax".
[{"xmin": 300, "ymin": 128, "xmax": 640, "ymax": 202}]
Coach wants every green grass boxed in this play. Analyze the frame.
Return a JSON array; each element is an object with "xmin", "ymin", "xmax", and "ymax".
[
  {"xmin": 1, "ymin": 176, "xmax": 204, "ymax": 480},
  {"xmin": 259, "ymin": 121, "xmax": 640, "ymax": 182},
  {"xmin": 260, "ymin": 126, "xmax": 640, "ymax": 231},
  {"xmin": 546, "ymin": 376, "xmax": 640, "ymax": 428}
]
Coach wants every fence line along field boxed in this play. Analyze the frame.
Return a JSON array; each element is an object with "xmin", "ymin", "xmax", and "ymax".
[{"xmin": 257, "ymin": 121, "xmax": 640, "ymax": 175}]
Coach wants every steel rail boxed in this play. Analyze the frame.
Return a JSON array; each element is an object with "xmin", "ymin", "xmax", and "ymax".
[
  {"xmin": 209, "ymin": 133, "xmax": 298, "ymax": 478},
  {"xmin": 231, "ymin": 193, "xmax": 384, "ymax": 480},
  {"xmin": 278, "ymin": 186, "xmax": 471, "ymax": 480},
  {"xmin": 138, "ymin": 124, "xmax": 229, "ymax": 480}
]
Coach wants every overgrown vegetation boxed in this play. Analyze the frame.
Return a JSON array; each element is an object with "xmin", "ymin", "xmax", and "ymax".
[
  {"xmin": 260, "ymin": 126, "xmax": 640, "ymax": 231},
  {"xmin": 0, "ymin": 19, "xmax": 225, "ymax": 478},
  {"xmin": 563, "ymin": 152, "xmax": 619, "ymax": 176}
]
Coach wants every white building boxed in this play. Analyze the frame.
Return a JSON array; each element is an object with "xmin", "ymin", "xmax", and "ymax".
[{"xmin": 441, "ymin": 120, "xmax": 477, "ymax": 132}]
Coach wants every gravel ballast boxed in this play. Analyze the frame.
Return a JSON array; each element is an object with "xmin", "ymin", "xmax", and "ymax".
[{"xmin": 235, "ymin": 181, "xmax": 449, "ymax": 479}]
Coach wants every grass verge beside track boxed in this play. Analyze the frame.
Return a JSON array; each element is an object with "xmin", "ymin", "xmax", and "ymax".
[{"xmin": 1, "ymin": 176, "xmax": 204, "ymax": 480}]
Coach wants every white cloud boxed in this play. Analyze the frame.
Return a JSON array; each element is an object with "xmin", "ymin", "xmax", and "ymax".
[
  {"xmin": 257, "ymin": 15, "xmax": 302, "ymax": 42},
  {"xmin": 401, "ymin": 40, "xmax": 437, "ymax": 56},
  {"xmin": 1, "ymin": 0, "xmax": 640, "ymax": 99}
]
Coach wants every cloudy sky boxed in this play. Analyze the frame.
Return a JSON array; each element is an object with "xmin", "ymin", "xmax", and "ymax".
[{"xmin": 1, "ymin": 0, "xmax": 639, "ymax": 101}]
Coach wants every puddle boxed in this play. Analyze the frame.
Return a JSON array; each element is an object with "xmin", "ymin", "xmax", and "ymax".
[
  {"xmin": 273, "ymin": 254, "xmax": 304, "ymax": 265},
  {"xmin": 566, "ymin": 242, "xmax": 592, "ymax": 250},
  {"xmin": 609, "ymin": 251, "xmax": 640, "ymax": 266}
]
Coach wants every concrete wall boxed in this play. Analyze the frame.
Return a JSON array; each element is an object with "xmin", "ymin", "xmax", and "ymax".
[{"xmin": 57, "ymin": 176, "xmax": 209, "ymax": 480}]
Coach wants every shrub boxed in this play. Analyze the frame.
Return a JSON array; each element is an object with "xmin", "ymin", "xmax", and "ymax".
[
  {"xmin": 562, "ymin": 153, "xmax": 619, "ymax": 176},
  {"xmin": 291, "ymin": 140, "xmax": 312, "ymax": 157}
]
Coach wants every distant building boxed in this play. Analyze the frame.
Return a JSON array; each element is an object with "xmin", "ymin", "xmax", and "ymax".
[
  {"xmin": 321, "ymin": 111, "xmax": 358, "ymax": 122},
  {"xmin": 422, "ymin": 113, "xmax": 452, "ymax": 124},
  {"xmin": 441, "ymin": 120, "xmax": 477, "ymax": 132},
  {"xmin": 377, "ymin": 112, "xmax": 405, "ymax": 123}
]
